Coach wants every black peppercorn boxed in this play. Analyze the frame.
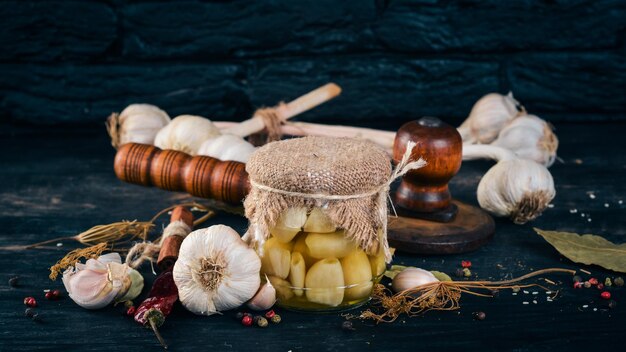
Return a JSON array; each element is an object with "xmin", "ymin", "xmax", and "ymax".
[
  {"xmin": 24, "ymin": 308, "xmax": 35, "ymax": 318},
  {"xmin": 235, "ymin": 312, "xmax": 245, "ymax": 320},
  {"xmin": 455, "ymin": 269, "xmax": 464, "ymax": 278},
  {"xmin": 8, "ymin": 276, "xmax": 19, "ymax": 287},
  {"xmin": 31, "ymin": 313, "xmax": 42, "ymax": 323},
  {"xmin": 341, "ymin": 320, "xmax": 355, "ymax": 331},
  {"xmin": 607, "ymin": 300, "xmax": 617, "ymax": 309},
  {"xmin": 572, "ymin": 275, "xmax": 582, "ymax": 283},
  {"xmin": 474, "ymin": 311, "xmax": 486, "ymax": 321},
  {"xmin": 614, "ymin": 277, "xmax": 624, "ymax": 287},
  {"xmin": 490, "ymin": 289, "xmax": 499, "ymax": 298}
]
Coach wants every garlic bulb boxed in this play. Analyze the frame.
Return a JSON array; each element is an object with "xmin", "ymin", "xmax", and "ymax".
[
  {"xmin": 154, "ymin": 115, "xmax": 221, "ymax": 155},
  {"xmin": 464, "ymin": 144, "xmax": 556, "ymax": 224},
  {"xmin": 246, "ymin": 279, "xmax": 276, "ymax": 311},
  {"xmin": 391, "ymin": 267, "xmax": 439, "ymax": 293},
  {"xmin": 173, "ymin": 225, "xmax": 261, "ymax": 315},
  {"xmin": 491, "ymin": 115, "xmax": 559, "ymax": 167},
  {"xmin": 197, "ymin": 134, "xmax": 257, "ymax": 163},
  {"xmin": 62, "ymin": 252, "xmax": 144, "ymax": 309},
  {"xmin": 458, "ymin": 92, "xmax": 523, "ymax": 144},
  {"xmin": 106, "ymin": 104, "xmax": 171, "ymax": 149}
]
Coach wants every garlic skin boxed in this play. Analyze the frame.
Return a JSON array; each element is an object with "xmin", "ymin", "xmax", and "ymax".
[
  {"xmin": 458, "ymin": 92, "xmax": 523, "ymax": 144},
  {"xmin": 391, "ymin": 267, "xmax": 439, "ymax": 293},
  {"xmin": 106, "ymin": 104, "xmax": 170, "ymax": 149},
  {"xmin": 173, "ymin": 225, "xmax": 261, "ymax": 316},
  {"xmin": 477, "ymin": 158, "xmax": 555, "ymax": 224},
  {"xmin": 491, "ymin": 115, "xmax": 559, "ymax": 167},
  {"xmin": 197, "ymin": 134, "xmax": 257, "ymax": 163},
  {"xmin": 62, "ymin": 252, "xmax": 144, "ymax": 309},
  {"xmin": 154, "ymin": 115, "xmax": 221, "ymax": 155},
  {"xmin": 246, "ymin": 279, "xmax": 276, "ymax": 311}
]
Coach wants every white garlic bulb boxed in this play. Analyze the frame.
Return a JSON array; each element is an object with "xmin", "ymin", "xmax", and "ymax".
[
  {"xmin": 197, "ymin": 134, "xmax": 257, "ymax": 163},
  {"xmin": 106, "ymin": 104, "xmax": 171, "ymax": 149},
  {"xmin": 154, "ymin": 115, "xmax": 221, "ymax": 155},
  {"xmin": 62, "ymin": 252, "xmax": 144, "ymax": 309},
  {"xmin": 391, "ymin": 267, "xmax": 439, "ymax": 293},
  {"xmin": 458, "ymin": 92, "xmax": 523, "ymax": 144},
  {"xmin": 477, "ymin": 158, "xmax": 555, "ymax": 224},
  {"xmin": 464, "ymin": 144, "xmax": 555, "ymax": 224},
  {"xmin": 491, "ymin": 115, "xmax": 559, "ymax": 167},
  {"xmin": 173, "ymin": 225, "xmax": 261, "ymax": 316}
]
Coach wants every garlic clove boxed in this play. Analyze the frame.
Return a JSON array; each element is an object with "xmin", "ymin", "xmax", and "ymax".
[
  {"xmin": 303, "ymin": 208, "xmax": 336, "ymax": 233},
  {"xmin": 268, "ymin": 275, "xmax": 295, "ymax": 301},
  {"xmin": 246, "ymin": 279, "xmax": 276, "ymax": 311},
  {"xmin": 477, "ymin": 159, "xmax": 555, "ymax": 224},
  {"xmin": 391, "ymin": 267, "xmax": 439, "ymax": 293},
  {"xmin": 261, "ymin": 237, "xmax": 292, "ymax": 279},
  {"xmin": 305, "ymin": 230, "xmax": 356, "ymax": 259},
  {"xmin": 460, "ymin": 92, "xmax": 522, "ymax": 144},
  {"xmin": 293, "ymin": 233, "xmax": 318, "ymax": 268},
  {"xmin": 305, "ymin": 258, "xmax": 345, "ymax": 307},
  {"xmin": 64, "ymin": 267, "xmax": 120, "ymax": 309},
  {"xmin": 289, "ymin": 252, "xmax": 306, "ymax": 296},
  {"xmin": 367, "ymin": 228, "xmax": 387, "ymax": 278},
  {"xmin": 340, "ymin": 249, "xmax": 373, "ymax": 301},
  {"xmin": 270, "ymin": 226, "xmax": 301, "ymax": 244},
  {"xmin": 154, "ymin": 114, "xmax": 221, "ymax": 155},
  {"xmin": 491, "ymin": 115, "xmax": 558, "ymax": 167}
]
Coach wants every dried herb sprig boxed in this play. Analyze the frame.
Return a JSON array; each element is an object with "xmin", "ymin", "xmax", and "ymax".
[
  {"xmin": 359, "ymin": 268, "xmax": 575, "ymax": 323},
  {"xmin": 49, "ymin": 243, "xmax": 108, "ymax": 280}
]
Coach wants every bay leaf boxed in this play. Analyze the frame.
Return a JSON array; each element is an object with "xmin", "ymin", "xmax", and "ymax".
[
  {"xmin": 383, "ymin": 265, "xmax": 407, "ymax": 280},
  {"xmin": 535, "ymin": 228, "xmax": 626, "ymax": 273},
  {"xmin": 430, "ymin": 270, "xmax": 453, "ymax": 282}
]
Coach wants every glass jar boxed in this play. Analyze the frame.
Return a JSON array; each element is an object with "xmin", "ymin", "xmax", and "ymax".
[
  {"xmin": 243, "ymin": 136, "xmax": 393, "ymax": 312},
  {"xmin": 261, "ymin": 207, "xmax": 386, "ymax": 312}
]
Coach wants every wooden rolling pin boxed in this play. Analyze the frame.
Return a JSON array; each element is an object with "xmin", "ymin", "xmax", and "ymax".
[{"xmin": 114, "ymin": 143, "xmax": 249, "ymax": 205}]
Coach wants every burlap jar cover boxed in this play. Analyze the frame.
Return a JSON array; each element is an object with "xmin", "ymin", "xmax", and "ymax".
[{"xmin": 243, "ymin": 136, "xmax": 424, "ymax": 262}]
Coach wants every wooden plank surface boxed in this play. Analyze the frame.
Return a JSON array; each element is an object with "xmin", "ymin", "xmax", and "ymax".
[{"xmin": 0, "ymin": 123, "xmax": 625, "ymax": 351}]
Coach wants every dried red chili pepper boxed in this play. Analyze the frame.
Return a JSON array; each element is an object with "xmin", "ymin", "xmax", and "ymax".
[{"xmin": 134, "ymin": 269, "xmax": 178, "ymax": 349}]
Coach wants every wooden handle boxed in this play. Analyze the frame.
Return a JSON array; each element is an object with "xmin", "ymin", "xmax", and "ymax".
[
  {"xmin": 157, "ymin": 206, "xmax": 193, "ymax": 271},
  {"xmin": 114, "ymin": 143, "xmax": 250, "ymax": 205}
]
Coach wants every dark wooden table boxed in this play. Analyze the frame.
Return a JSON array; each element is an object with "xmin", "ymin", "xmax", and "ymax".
[{"xmin": 1, "ymin": 123, "xmax": 624, "ymax": 351}]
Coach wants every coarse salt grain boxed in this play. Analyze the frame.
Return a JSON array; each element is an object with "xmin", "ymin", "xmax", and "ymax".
[
  {"xmin": 548, "ymin": 204, "xmax": 554, "ymax": 208},
  {"xmin": 582, "ymin": 305, "xmax": 588, "ymax": 308},
  {"xmin": 589, "ymin": 194, "xmax": 596, "ymax": 199},
  {"xmin": 523, "ymin": 290, "xmax": 529, "ymax": 294},
  {"xmin": 593, "ymin": 308, "xmax": 597, "ymax": 312},
  {"xmin": 533, "ymin": 300, "xmax": 537, "ymax": 304},
  {"xmin": 569, "ymin": 209, "xmax": 578, "ymax": 214},
  {"xmin": 546, "ymin": 291, "xmax": 552, "ymax": 294},
  {"xmin": 604, "ymin": 203, "xmax": 609, "ymax": 208},
  {"xmin": 581, "ymin": 213, "xmax": 585, "ymax": 217},
  {"xmin": 523, "ymin": 302, "xmax": 529, "ymax": 305},
  {"xmin": 588, "ymin": 218, "xmax": 592, "ymax": 222},
  {"xmin": 512, "ymin": 293, "xmax": 517, "ymax": 296},
  {"xmin": 532, "ymin": 292, "xmax": 538, "ymax": 295},
  {"xmin": 619, "ymin": 200, "xmax": 623, "ymax": 205},
  {"xmin": 56, "ymin": 243, "xmax": 63, "ymax": 247}
]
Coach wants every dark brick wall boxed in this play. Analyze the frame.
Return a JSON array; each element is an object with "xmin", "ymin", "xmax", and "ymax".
[{"xmin": 0, "ymin": 0, "xmax": 624, "ymax": 128}]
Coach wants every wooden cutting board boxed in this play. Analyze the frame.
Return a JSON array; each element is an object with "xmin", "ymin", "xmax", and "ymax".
[{"xmin": 387, "ymin": 200, "xmax": 495, "ymax": 254}]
